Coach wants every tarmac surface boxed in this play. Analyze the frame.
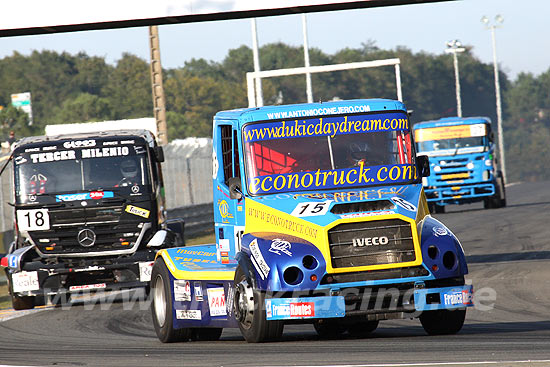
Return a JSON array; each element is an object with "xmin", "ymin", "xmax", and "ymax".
[{"xmin": 1, "ymin": 181, "xmax": 550, "ymax": 367}]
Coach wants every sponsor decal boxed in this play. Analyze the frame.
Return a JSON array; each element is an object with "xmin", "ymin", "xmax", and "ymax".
[
  {"xmin": 69, "ymin": 283, "xmax": 106, "ymax": 291},
  {"xmin": 56, "ymin": 191, "xmax": 114, "ymax": 202},
  {"xmin": 175, "ymin": 248, "xmax": 216, "ymax": 257},
  {"xmin": 176, "ymin": 309, "xmax": 202, "ymax": 320},
  {"xmin": 63, "ymin": 139, "xmax": 96, "ymax": 149},
  {"xmin": 174, "ymin": 280, "xmax": 191, "ymax": 302},
  {"xmin": 392, "ymin": 196, "xmax": 417, "ymax": 212},
  {"xmin": 125, "ymin": 205, "xmax": 150, "ymax": 218},
  {"xmin": 12, "ymin": 271, "xmax": 39, "ymax": 293},
  {"xmin": 290, "ymin": 200, "xmax": 332, "ymax": 217},
  {"xmin": 226, "ymin": 286, "xmax": 234, "ymax": 316},
  {"xmin": 352, "ymin": 236, "xmax": 389, "ymax": 247},
  {"xmin": 269, "ymin": 301, "xmax": 315, "ymax": 318},
  {"xmin": 433, "ymin": 226, "xmax": 449, "ymax": 237},
  {"xmin": 81, "ymin": 146, "xmax": 129, "ymax": 158},
  {"xmin": 248, "ymin": 163, "xmax": 417, "ymax": 195},
  {"xmin": 269, "ymin": 239, "xmax": 292, "ymax": 256},
  {"xmin": 207, "ymin": 287, "xmax": 227, "ymax": 316},
  {"xmin": 249, "ymin": 239, "xmax": 270, "ymax": 280},
  {"xmin": 243, "ymin": 112, "xmax": 408, "ymax": 143},
  {"xmin": 218, "ymin": 200, "xmax": 233, "ymax": 222},
  {"xmin": 443, "ymin": 289, "xmax": 472, "ymax": 306},
  {"xmin": 246, "ymin": 199, "xmax": 320, "ymax": 242},
  {"xmin": 340, "ymin": 210, "xmax": 395, "ymax": 219},
  {"xmin": 30, "ymin": 150, "xmax": 76, "ymax": 163},
  {"xmin": 138, "ymin": 262, "xmax": 154, "ymax": 282},
  {"xmin": 194, "ymin": 282, "xmax": 203, "ymax": 301}
]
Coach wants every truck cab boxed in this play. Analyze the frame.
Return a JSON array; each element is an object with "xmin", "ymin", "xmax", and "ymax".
[
  {"xmin": 151, "ymin": 99, "xmax": 473, "ymax": 343},
  {"xmin": 1, "ymin": 129, "xmax": 180, "ymax": 310},
  {"xmin": 413, "ymin": 117, "xmax": 506, "ymax": 213}
]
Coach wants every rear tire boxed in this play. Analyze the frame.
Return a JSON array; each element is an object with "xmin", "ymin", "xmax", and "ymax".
[
  {"xmin": 313, "ymin": 319, "xmax": 347, "ymax": 339},
  {"xmin": 234, "ymin": 265, "xmax": 283, "ymax": 343},
  {"xmin": 419, "ymin": 308, "xmax": 466, "ymax": 335},
  {"xmin": 151, "ymin": 258, "xmax": 191, "ymax": 343},
  {"xmin": 11, "ymin": 294, "xmax": 35, "ymax": 310},
  {"xmin": 347, "ymin": 320, "xmax": 379, "ymax": 337}
]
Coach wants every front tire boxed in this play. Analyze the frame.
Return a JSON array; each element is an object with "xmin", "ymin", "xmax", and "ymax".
[
  {"xmin": 234, "ymin": 265, "xmax": 283, "ymax": 343},
  {"xmin": 151, "ymin": 258, "xmax": 191, "ymax": 343},
  {"xmin": 419, "ymin": 309, "xmax": 466, "ymax": 335},
  {"xmin": 11, "ymin": 294, "xmax": 35, "ymax": 310}
]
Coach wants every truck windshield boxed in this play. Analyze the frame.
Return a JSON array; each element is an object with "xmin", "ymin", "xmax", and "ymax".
[
  {"xmin": 415, "ymin": 123, "xmax": 488, "ymax": 156},
  {"xmin": 14, "ymin": 146, "xmax": 150, "ymax": 201},
  {"xmin": 243, "ymin": 111, "xmax": 417, "ymax": 195}
]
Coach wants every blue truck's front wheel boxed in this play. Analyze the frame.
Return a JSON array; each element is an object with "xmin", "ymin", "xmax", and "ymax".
[
  {"xmin": 151, "ymin": 258, "xmax": 191, "ymax": 343},
  {"xmin": 419, "ymin": 309, "xmax": 466, "ymax": 335},
  {"xmin": 234, "ymin": 265, "xmax": 283, "ymax": 343}
]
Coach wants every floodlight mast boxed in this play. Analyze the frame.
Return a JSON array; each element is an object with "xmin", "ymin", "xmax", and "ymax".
[
  {"xmin": 482, "ymin": 15, "xmax": 506, "ymax": 183},
  {"xmin": 445, "ymin": 39, "xmax": 465, "ymax": 118}
]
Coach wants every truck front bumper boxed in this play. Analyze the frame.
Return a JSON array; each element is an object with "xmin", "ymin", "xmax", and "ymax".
[
  {"xmin": 8, "ymin": 249, "xmax": 156, "ymax": 297},
  {"xmin": 426, "ymin": 182, "xmax": 495, "ymax": 205},
  {"xmin": 265, "ymin": 284, "xmax": 473, "ymax": 321}
]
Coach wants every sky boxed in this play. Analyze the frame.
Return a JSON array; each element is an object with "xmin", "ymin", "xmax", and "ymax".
[{"xmin": 0, "ymin": 0, "xmax": 548, "ymax": 81}]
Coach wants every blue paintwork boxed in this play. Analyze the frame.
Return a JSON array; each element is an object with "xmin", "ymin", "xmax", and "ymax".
[{"xmin": 162, "ymin": 99, "xmax": 473, "ymax": 328}]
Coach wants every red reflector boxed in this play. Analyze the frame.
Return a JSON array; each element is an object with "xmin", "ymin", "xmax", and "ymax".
[
  {"xmin": 431, "ymin": 264, "xmax": 438, "ymax": 272},
  {"xmin": 0, "ymin": 256, "xmax": 8, "ymax": 267},
  {"xmin": 310, "ymin": 274, "xmax": 317, "ymax": 282}
]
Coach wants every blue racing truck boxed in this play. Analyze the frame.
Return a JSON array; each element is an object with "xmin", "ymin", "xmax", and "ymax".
[
  {"xmin": 150, "ymin": 99, "xmax": 473, "ymax": 343},
  {"xmin": 413, "ymin": 117, "xmax": 506, "ymax": 214}
]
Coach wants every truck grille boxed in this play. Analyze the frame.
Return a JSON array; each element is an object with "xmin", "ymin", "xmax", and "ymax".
[
  {"xmin": 328, "ymin": 219, "xmax": 416, "ymax": 268},
  {"xmin": 29, "ymin": 206, "xmax": 147, "ymax": 256}
]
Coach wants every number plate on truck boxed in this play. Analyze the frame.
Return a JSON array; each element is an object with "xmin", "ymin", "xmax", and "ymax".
[
  {"xmin": 12, "ymin": 271, "xmax": 40, "ymax": 293},
  {"xmin": 16, "ymin": 209, "xmax": 50, "ymax": 231}
]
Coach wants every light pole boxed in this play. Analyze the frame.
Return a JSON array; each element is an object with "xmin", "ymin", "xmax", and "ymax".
[
  {"xmin": 481, "ymin": 15, "xmax": 507, "ymax": 183},
  {"xmin": 445, "ymin": 40, "xmax": 465, "ymax": 117}
]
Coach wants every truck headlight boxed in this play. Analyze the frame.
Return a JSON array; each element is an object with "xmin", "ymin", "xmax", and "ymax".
[
  {"xmin": 485, "ymin": 159, "xmax": 493, "ymax": 167},
  {"xmin": 422, "ymin": 177, "xmax": 428, "ymax": 186},
  {"xmin": 433, "ymin": 165, "xmax": 441, "ymax": 172},
  {"xmin": 483, "ymin": 170, "xmax": 490, "ymax": 181},
  {"xmin": 466, "ymin": 162, "xmax": 474, "ymax": 170}
]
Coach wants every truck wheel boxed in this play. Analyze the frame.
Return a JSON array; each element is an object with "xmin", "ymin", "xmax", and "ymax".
[
  {"xmin": 313, "ymin": 319, "xmax": 347, "ymax": 339},
  {"xmin": 347, "ymin": 320, "xmax": 379, "ymax": 337},
  {"xmin": 191, "ymin": 328, "xmax": 223, "ymax": 341},
  {"xmin": 234, "ymin": 265, "xmax": 283, "ymax": 343},
  {"xmin": 419, "ymin": 309, "xmax": 466, "ymax": 335},
  {"xmin": 485, "ymin": 176, "xmax": 506, "ymax": 209},
  {"xmin": 151, "ymin": 258, "xmax": 191, "ymax": 343},
  {"xmin": 11, "ymin": 294, "xmax": 35, "ymax": 310}
]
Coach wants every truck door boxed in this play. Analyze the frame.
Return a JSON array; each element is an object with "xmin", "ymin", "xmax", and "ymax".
[{"xmin": 213, "ymin": 123, "xmax": 245, "ymax": 261}]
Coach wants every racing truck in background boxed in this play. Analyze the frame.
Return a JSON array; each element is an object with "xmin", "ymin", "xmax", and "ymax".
[
  {"xmin": 413, "ymin": 116, "xmax": 506, "ymax": 213},
  {"xmin": 1, "ymin": 129, "xmax": 183, "ymax": 310},
  {"xmin": 150, "ymin": 98, "xmax": 473, "ymax": 343}
]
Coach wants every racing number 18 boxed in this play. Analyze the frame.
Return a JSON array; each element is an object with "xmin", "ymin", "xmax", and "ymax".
[{"xmin": 16, "ymin": 209, "xmax": 50, "ymax": 231}]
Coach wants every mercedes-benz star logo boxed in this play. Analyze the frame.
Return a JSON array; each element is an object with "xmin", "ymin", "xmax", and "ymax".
[{"xmin": 77, "ymin": 229, "xmax": 96, "ymax": 247}]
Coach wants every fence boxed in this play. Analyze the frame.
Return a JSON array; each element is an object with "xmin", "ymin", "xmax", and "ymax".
[{"xmin": 0, "ymin": 137, "xmax": 215, "ymax": 251}]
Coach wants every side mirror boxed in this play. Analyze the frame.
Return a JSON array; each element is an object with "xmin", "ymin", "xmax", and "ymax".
[
  {"xmin": 228, "ymin": 176, "xmax": 243, "ymax": 200},
  {"xmin": 417, "ymin": 155, "xmax": 430, "ymax": 177},
  {"xmin": 154, "ymin": 146, "xmax": 165, "ymax": 163}
]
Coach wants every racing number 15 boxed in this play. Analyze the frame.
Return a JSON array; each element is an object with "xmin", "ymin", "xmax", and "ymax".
[
  {"xmin": 16, "ymin": 209, "xmax": 50, "ymax": 231},
  {"xmin": 291, "ymin": 201, "xmax": 332, "ymax": 217}
]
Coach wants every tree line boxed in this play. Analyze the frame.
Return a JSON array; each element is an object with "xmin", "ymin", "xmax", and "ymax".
[{"xmin": 0, "ymin": 42, "xmax": 548, "ymax": 182}]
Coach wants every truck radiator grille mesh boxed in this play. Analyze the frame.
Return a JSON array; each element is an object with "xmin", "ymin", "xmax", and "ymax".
[{"xmin": 328, "ymin": 219, "xmax": 416, "ymax": 268}]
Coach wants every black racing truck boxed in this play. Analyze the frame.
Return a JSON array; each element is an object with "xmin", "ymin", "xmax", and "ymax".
[{"xmin": 1, "ymin": 129, "xmax": 182, "ymax": 310}]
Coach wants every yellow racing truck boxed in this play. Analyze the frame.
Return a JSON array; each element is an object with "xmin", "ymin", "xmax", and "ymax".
[{"xmin": 150, "ymin": 99, "xmax": 473, "ymax": 343}]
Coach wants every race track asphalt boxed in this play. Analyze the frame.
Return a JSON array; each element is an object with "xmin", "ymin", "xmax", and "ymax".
[{"xmin": 1, "ymin": 181, "xmax": 550, "ymax": 367}]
